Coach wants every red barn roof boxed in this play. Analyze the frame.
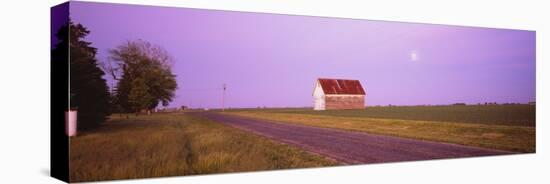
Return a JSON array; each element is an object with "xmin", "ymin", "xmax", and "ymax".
[{"xmin": 318, "ymin": 78, "xmax": 365, "ymax": 95}]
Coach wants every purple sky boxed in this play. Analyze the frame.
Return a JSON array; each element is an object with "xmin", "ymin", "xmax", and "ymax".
[{"xmin": 66, "ymin": 1, "xmax": 535, "ymax": 108}]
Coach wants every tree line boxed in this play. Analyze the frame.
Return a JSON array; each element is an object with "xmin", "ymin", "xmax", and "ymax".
[{"xmin": 52, "ymin": 21, "xmax": 177, "ymax": 130}]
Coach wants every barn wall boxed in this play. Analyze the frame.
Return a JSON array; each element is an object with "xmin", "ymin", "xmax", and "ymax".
[
  {"xmin": 313, "ymin": 81, "xmax": 326, "ymax": 110},
  {"xmin": 314, "ymin": 95, "xmax": 325, "ymax": 110},
  {"xmin": 325, "ymin": 95, "xmax": 365, "ymax": 110}
]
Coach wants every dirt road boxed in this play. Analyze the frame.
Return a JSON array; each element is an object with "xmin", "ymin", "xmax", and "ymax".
[{"xmin": 198, "ymin": 112, "xmax": 513, "ymax": 164}]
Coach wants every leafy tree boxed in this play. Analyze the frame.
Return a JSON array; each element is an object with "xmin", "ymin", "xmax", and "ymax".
[
  {"xmin": 128, "ymin": 78, "xmax": 153, "ymax": 115},
  {"xmin": 107, "ymin": 40, "xmax": 177, "ymax": 114},
  {"xmin": 52, "ymin": 21, "xmax": 111, "ymax": 130}
]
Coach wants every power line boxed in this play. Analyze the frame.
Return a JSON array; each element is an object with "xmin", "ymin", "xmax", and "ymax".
[
  {"xmin": 179, "ymin": 87, "xmax": 223, "ymax": 92},
  {"xmin": 178, "ymin": 85, "xmax": 228, "ymax": 110}
]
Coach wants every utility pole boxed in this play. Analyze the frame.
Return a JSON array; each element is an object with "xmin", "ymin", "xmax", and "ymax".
[{"xmin": 222, "ymin": 83, "xmax": 227, "ymax": 112}]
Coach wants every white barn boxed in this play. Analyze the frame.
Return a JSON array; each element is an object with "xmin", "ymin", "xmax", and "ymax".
[{"xmin": 313, "ymin": 78, "xmax": 366, "ymax": 110}]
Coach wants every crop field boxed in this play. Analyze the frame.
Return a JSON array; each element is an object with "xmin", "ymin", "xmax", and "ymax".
[
  {"xmin": 226, "ymin": 105, "xmax": 536, "ymax": 153},
  {"xmin": 229, "ymin": 105, "xmax": 535, "ymax": 127},
  {"xmin": 69, "ymin": 113, "xmax": 336, "ymax": 182}
]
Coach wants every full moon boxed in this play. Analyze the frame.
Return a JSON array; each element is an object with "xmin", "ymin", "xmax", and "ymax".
[{"xmin": 410, "ymin": 51, "xmax": 418, "ymax": 61}]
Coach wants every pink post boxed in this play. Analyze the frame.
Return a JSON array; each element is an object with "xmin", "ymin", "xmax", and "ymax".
[{"xmin": 65, "ymin": 110, "xmax": 77, "ymax": 136}]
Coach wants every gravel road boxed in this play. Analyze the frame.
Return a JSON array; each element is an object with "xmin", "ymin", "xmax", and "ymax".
[{"xmin": 198, "ymin": 112, "xmax": 513, "ymax": 164}]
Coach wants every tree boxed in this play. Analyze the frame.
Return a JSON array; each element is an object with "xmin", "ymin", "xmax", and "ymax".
[
  {"xmin": 107, "ymin": 40, "xmax": 177, "ymax": 114},
  {"xmin": 128, "ymin": 78, "xmax": 153, "ymax": 115},
  {"xmin": 52, "ymin": 21, "xmax": 111, "ymax": 130}
]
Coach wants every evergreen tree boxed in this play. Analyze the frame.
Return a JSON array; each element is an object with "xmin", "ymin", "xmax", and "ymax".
[{"xmin": 52, "ymin": 21, "xmax": 111, "ymax": 130}]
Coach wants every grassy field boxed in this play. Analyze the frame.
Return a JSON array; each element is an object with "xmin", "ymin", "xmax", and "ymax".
[
  {"xmin": 229, "ymin": 105, "xmax": 535, "ymax": 127},
  {"xmin": 69, "ymin": 113, "xmax": 337, "ymax": 182},
  {"xmin": 227, "ymin": 105, "xmax": 535, "ymax": 153}
]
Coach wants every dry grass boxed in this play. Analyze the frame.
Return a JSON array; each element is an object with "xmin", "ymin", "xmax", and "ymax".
[
  {"xmin": 227, "ymin": 111, "xmax": 535, "ymax": 153},
  {"xmin": 69, "ymin": 113, "xmax": 337, "ymax": 182}
]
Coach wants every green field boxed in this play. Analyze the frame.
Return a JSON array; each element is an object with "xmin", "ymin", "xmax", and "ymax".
[
  {"xmin": 227, "ymin": 105, "xmax": 536, "ymax": 153},
  {"xmin": 69, "ymin": 113, "xmax": 336, "ymax": 182},
  {"xmin": 231, "ymin": 105, "xmax": 535, "ymax": 127}
]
